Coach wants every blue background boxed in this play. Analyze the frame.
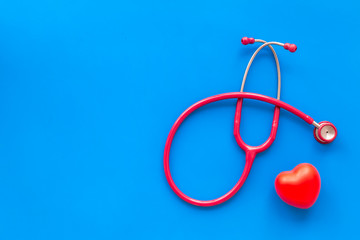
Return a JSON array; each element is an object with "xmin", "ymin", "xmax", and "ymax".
[{"xmin": 0, "ymin": 0, "xmax": 359, "ymax": 239}]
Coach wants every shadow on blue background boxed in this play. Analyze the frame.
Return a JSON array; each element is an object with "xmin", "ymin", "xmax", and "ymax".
[{"xmin": 0, "ymin": 0, "xmax": 359, "ymax": 239}]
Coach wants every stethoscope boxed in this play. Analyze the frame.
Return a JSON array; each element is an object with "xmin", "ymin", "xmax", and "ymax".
[{"xmin": 164, "ymin": 37, "xmax": 337, "ymax": 207}]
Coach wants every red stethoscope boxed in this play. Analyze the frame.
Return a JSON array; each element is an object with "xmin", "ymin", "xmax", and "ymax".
[{"xmin": 164, "ymin": 37, "xmax": 337, "ymax": 207}]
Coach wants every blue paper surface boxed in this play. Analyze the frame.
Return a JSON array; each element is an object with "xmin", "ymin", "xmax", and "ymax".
[{"xmin": 0, "ymin": 0, "xmax": 359, "ymax": 239}]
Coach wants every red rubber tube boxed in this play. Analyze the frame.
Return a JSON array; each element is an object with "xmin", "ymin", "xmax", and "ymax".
[{"xmin": 164, "ymin": 92, "xmax": 314, "ymax": 207}]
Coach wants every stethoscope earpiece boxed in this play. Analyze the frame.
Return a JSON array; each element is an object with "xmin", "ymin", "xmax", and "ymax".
[
  {"xmin": 241, "ymin": 36, "xmax": 297, "ymax": 53},
  {"xmin": 314, "ymin": 121, "xmax": 337, "ymax": 144}
]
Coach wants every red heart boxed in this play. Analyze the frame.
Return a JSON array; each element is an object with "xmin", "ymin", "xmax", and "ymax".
[{"xmin": 275, "ymin": 163, "xmax": 321, "ymax": 209}]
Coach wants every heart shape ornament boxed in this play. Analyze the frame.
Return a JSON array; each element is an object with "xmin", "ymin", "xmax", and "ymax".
[{"xmin": 275, "ymin": 163, "xmax": 321, "ymax": 209}]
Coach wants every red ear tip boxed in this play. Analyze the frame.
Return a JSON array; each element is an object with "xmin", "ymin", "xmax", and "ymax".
[
  {"xmin": 284, "ymin": 43, "xmax": 297, "ymax": 52},
  {"xmin": 289, "ymin": 44, "xmax": 297, "ymax": 52},
  {"xmin": 241, "ymin": 37, "xmax": 249, "ymax": 45},
  {"xmin": 241, "ymin": 37, "xmax": 254, "ymax": 45}
]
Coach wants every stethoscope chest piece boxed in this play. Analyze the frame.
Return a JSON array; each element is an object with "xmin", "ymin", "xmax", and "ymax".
[{"xmin": 314, "ymin": 121, "xmax": 337, "ymax": 144}]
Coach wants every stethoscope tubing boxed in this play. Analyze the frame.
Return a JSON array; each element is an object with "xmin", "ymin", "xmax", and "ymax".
[
  {"xmin": 175, "ymin": 92, "xmax": 314, "ymax": 125},
  {"xmin": 164, "ymin": 92, "xmax": 314, "ymax": 206}
]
